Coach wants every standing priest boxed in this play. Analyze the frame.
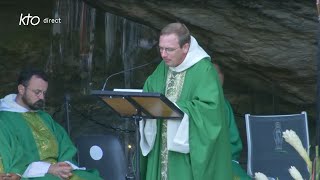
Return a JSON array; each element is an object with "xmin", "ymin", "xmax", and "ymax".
[{"xmin": 139, "ymin": 22, "xmax": 232, "ymax": 180}]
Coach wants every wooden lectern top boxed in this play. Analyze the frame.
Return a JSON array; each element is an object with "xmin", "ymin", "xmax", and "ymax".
[{"xmin": 91, "ymin": 90, "xmax": 184, "ymax": 120}]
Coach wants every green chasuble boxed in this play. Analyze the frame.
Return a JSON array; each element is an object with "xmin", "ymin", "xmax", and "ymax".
[
  {"xmin": 225, "ymin": 100, "xmax": 251, "ymax": 180},
  {"xmin": 0, "ymin": 111, "xmax": 103, "ymax": 180},
  {"xmin": 140, "ymin": 59, "xmax": 232, "ymax": 180}
]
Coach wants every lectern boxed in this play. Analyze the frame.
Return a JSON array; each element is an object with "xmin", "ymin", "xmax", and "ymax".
[{"xmin": 91, "ymin": 90, "xmax": 184, "ymax": 180}]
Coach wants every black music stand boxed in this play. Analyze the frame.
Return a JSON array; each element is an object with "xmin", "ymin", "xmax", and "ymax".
[{"xmin": 91, "ymin": 90, "xmax": 184, "ymax": 180}]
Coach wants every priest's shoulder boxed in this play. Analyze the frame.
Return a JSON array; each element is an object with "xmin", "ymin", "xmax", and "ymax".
[
  {"xmin": 192, "ymin": 57, "xmax": 214, "ymax": 71},
  {"xmin": 153, "ymin": 60, "xmax": 166, "ymax": 71},
  {"xmin": 0, "ymin": 110, "xmax": 20, "ymax": 120},
  {"xmin": 0, "ymin": 110, "xmax": 16, "ymax": 115}
]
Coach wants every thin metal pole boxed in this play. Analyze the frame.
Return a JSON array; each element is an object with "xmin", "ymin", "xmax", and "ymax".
[
  {"xmin": 65, "ymin": 94, "xmax": 71, "ymax": 136},
  {"xmin": 317, "ymin": 25, "xmax": 320, "ymax": 154},
  {"xmin": 133, "ymin": 115, "xmax": 141, "ymax": 180},
  {"xmin": 316, "ymin": 1, "xmax": 320, "ymax": 155}
]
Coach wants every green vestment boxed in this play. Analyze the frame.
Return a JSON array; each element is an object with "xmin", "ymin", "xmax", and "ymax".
[
  {"xmin": 225, "ymin": 100, "xmax": 251, "ymax": 180},
  {"xmin": 0, "ymin": 111, "xmax": 103, "ymax": 180},
  {"xmin": 140, "ymin": 59, "xmax": 232, "ymax": 180}
]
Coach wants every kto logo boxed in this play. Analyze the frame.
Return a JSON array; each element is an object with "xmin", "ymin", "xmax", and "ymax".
[{"xmin": 19, "ymin": 13, "xmax": 40, "ymax": 26}]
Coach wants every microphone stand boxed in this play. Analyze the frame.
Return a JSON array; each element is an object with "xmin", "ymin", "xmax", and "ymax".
[
  {"xmin": 101, "ymin": 58, "xmax": 160, "ymax": 91},
  {"xmin": 132, "ymin": 112, "xmax": 142, "ymax": 180}
]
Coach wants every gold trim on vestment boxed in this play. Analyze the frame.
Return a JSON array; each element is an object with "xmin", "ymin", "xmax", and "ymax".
[
  {"xmin": 160, "ymin": 69, "xmax": 186, "ymax": 180},
  {"xmin": 22, "ymin": 112, "xmax": 58, "ymax": 164}
]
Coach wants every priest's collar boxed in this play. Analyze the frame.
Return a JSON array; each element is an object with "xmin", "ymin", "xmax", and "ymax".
[
  {"xmin": 169, "ymin": 36, "xmax": 210, "ymax": 73},
  {"xmin": 0, "ymin": 94, "xmax": 30, "ymax": 112}
]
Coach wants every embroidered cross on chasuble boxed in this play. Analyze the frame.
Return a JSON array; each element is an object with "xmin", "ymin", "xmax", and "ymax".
[{"xmin": 160, "ymin": 69, "xmax": 186, "ymax": 180}]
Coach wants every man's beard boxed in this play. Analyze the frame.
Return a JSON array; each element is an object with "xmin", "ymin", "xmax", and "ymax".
[
  {"xmin": 30, "ymin": 100, "xmax": 45, "ymax": 110},
  {"xmin": 22, "ymin": 96, "xmax": 45, "ymax": 110}
]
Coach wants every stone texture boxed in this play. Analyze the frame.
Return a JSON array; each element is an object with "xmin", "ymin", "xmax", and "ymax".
[
  {"xmin": 1, "ymin": 0, "xmax": 319, "ymax": 172},
  {"xmin": 90, "ymin": 0, "xmax": 318, "ymax": 105}
]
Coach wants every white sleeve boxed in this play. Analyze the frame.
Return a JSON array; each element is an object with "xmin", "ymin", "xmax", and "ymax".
[
  {"xmin": 167, "ymin": 113, "xmax": 190, "ymax": 153},
  {"xmin": 22, "ymin": 161, "xmax": 51, "ymax": 178},
  {"xmin": 139, "ymin": 119, "xmax": 157, "ymax": 156},
  {"xmin": 22, "ymin": 161, "xmax": 86, "ymax": 178}
]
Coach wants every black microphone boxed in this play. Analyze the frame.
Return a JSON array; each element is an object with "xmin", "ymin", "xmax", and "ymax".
[{"xmin": 101, "ymin": 58, "xmax": 161, "ymax": 90}]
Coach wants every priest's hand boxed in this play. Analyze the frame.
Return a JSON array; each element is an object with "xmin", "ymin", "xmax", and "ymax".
[
  {"xmin": 0, "ymin": 173, "xmax": 21, "ymax": 180},
  {"xmin": 48, "ymin": 162, "xmax": 73, "ymax": 180},
  {"xmin": 0, "ymin": 173, "xmax": 6, "ymax": 180}
]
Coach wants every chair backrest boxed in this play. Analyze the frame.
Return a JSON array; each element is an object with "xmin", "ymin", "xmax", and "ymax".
[
  {"xmin": 245, "ymin": 111, "xmax": 309, "ymax": 180},
  {"xmin": 75, "ymin": 134, "xmax": 128, "ymax": 180}
]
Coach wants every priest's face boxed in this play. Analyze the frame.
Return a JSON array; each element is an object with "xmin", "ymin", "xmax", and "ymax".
[
  {"xmin": 19, "ymin": 75, "xmax": 48, "ymax": 110},
  {"xmin": 159, "ymin": 34, "xmax": 189, "ymax": 67}
]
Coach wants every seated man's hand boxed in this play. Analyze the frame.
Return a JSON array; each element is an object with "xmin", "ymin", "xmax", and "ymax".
[
  {"xmin": 0, "ymin": 173, "xmax": 21, "ymax": 180},
  {"xmin": 48, "ymin": 162, "xmax": 73, "ymax": 179},
  {"xmin": 0, "ymin": 173, "xmax": 5, "ymax": 180}
]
